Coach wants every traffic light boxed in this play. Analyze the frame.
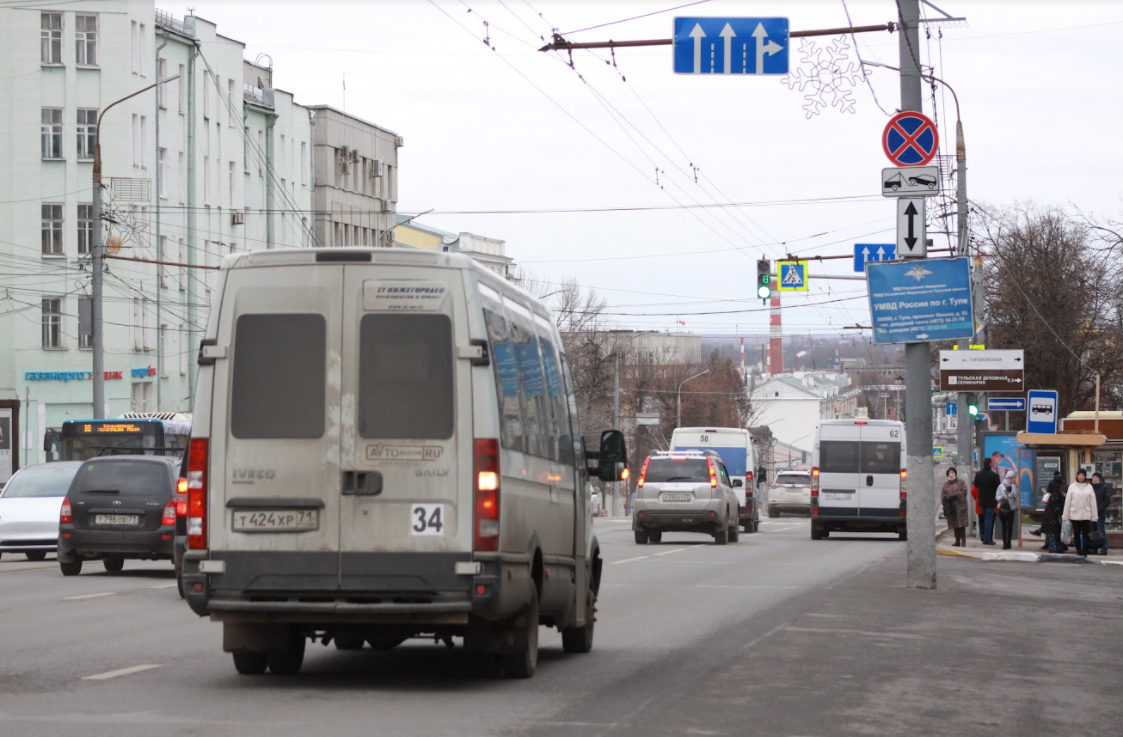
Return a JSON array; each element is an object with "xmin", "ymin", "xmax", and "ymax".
[
  {"xmin": 967, "ymin": 394, "xmax": 979, "ymax": 417},
  {"xmin": 756, "ymin": 259, "xmax": 771, "ymax": 301}
]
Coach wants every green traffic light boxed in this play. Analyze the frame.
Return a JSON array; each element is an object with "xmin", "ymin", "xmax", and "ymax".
[
  {"xmin": 757, "ymin": 285, "xmax": 771, "ymax": 299},
  {"xmin": 968, "ymin": 404, "xmax": 979, "ymax": 416}
]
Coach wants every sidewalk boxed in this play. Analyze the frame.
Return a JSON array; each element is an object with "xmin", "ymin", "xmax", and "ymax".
[
  {"xmin": 936, "ymin": 525, "xmax": 1123, "ymax": 565},
  {"xmin": 621, "ymin": 554, "xmax": 1123, "ymax": 737}
]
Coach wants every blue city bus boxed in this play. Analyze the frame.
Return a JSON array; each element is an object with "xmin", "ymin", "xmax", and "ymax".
[{"xmin": 51, "ymin": 413, "xmax": 191, "ymax": 461}]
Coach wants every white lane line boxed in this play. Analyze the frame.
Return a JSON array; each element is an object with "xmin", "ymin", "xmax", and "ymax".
[
  {"xmin": 62, "ymin": 592, "xmax": 117, "ymax": 601},
  {"xmin": 759, "ymin": 525, "xmax": 804, "ymax": 533},
  {"xmin": 653, "ymin": 547, "xmax": 688, "ymax": 556},
  {"xmin": 148, "ymin": 583, "xmax": 178, "ymax": 589},
  {"xmin": 609, "ymin": 555, "xmax": 651, "ymax": 565},
  {"xmin": 81, "ymin": 664, "xmax": 162, "ymax": 681}
]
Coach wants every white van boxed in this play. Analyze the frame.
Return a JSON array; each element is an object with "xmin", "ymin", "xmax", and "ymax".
[
  {"xmin": 670, "ymin": 427, "xmax": 759, "ymax": 533},
  {"xmin": 181, "ymin": 248, "xmax": 627, "ymax": 678},
  {"xmin": 810, "ymin": 419, "xmax": 907, "ymax": 540}
]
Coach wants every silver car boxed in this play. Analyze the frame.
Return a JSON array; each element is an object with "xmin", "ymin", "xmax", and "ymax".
[
  {"xmin": 767, "ymin": 469, "xmax": 813, "ymax": 517},
  {"xmin": 632, "ymin": 451, "xmax": 741, "ymax": 545},
  {"xmin": 0, "ymin": 462, "xmax": 83, "ymax": 561}
]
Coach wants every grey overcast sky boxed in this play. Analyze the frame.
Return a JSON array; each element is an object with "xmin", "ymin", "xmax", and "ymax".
[{"xmin": 191, "ymin": 0, "xmax": 1122, "ymax": 337}]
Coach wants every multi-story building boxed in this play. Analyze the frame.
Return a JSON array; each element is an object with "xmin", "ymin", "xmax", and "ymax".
[
  {"xmin": 394, "ymin": 218, "xmax": 514, "ymax": 278},
  {"xmin": 309, "ymin": 105, "xmax": 401, "ymax": 248},
  {"xmin": 0, "ymin": 2, "xmax": 322, "ymax": 466}
]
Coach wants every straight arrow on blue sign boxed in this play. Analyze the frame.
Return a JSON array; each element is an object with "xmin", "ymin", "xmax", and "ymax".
[
  {"xmin": 673, "ymin": 17, "xmax": 789, "ymax": 75},
  {"xmin": 854, "ymin": 243, "xmax": 896, "ymax": 272}
]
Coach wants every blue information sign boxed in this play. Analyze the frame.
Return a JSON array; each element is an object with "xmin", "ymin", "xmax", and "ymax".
[
  {"xmin": 673, "ymin": 17, "xmax": 789, "ymax": 75},
  {"xmin": 945, "ymin": 402, "xmax": 957, "ymax": 416},
  {"xmin": 1026, "ymin": 390, "xmax": 1059, "ymax": 434},
  {"xmin": 988, "ymin": 397, "xmax": 1027, "ymax": 412},
  {"xmin": 854, "ymin": 243, "xmax": 897, "ymax": 272},
  {"xmin": 866, "ymin": 257, "xmax": 973, "ymax": 344}
]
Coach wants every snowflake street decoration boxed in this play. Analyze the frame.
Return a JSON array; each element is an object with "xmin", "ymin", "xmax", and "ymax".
[{"xmin": 781, "ymin": 37, "xmax": 868, "ymax": 119}]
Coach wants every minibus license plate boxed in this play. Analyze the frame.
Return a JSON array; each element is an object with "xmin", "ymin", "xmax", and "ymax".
[
  {"xmin": 661, "ymin": 493, "xmax": 692, "ymax": 502},
  {"xmin": 232, "ymin": 509, "xmax": 319, "ymax": 532},
  {"xmin": 823, "ymin": 493, "xmax": 852, "ymax": 500},
  {"xmin": 94, "ymin": 514, "xmax": 139, "ymax": 526}
]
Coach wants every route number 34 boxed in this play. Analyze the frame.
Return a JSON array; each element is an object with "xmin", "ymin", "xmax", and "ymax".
[{"xmin": 411, "ymin": 504, "xmax": 445, "ymax": 536}]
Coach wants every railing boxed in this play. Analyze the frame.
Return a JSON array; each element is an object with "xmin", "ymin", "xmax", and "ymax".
[
  {"xmin": 243, "ymin": 84, "xmax": 273, "ymax": 108},
  {"xmin": 154, "ymin": 9, "xmax": 187, "ymax": 35}
]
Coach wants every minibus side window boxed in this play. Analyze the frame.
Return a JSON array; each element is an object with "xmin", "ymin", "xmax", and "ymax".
[{"xmin": 484, "ymin": 308, "xmax": 525, "ymax": 453}]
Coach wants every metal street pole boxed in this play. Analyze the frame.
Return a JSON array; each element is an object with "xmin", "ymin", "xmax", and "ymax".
[
  {"xmin": 91, "ymin": 74, "xmax": 179, "ymax": 419},
  {"xmin": 897, "ymin": 0, "xmax": 937, "ymax": 590},
  {"xmin": 613, "ymin": 352, "xmax": 620, "ymax": 517},
  {"xmin": 677, "ymin": 369, "xmax": 710, "ymax": 429}
]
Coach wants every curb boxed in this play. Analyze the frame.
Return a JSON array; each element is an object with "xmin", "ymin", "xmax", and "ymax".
[{"xmin": 938, "ymin": 546, "xmax": 1121, "ymax": 566}]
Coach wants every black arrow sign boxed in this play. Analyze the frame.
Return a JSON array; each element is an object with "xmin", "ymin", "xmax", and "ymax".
[{"xmin": 904, "ymin": 201, "xmax": 919, "ymax": 250}]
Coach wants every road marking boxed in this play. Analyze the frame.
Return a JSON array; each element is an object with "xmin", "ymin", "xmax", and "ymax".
[
  {"xmin": 148, "ymin": 583, "xmax": 179, "ymax": 589},
  {"xmin": 784, "ymin": 626, "xmax": 924, "ymax": 640},
  {"xmin": 653, "ymin": 547, "xmax": 688, "ymax": 556},
  {"xmin": 81, "ymin": 664, "xmax": 162, "ymax": 681},
  {"xmin": 609, "ymin": 555, "xmax": 650, "ymax": 565},
  {"xmin": 759, "ymin": 524, "xmax": 804, "ymax": 533},
  {"xmin": 62, "ymin": 592, "xmax": 116, "ymax": 601}
]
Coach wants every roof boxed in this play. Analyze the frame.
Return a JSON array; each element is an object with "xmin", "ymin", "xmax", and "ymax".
[
  {"xmin": 1015, "ymin": 432, "xmax": 1107, "ymax": 447},
  {"xmin": 307, "ymin": 106, "xmax": 402, "ymax": 138}
]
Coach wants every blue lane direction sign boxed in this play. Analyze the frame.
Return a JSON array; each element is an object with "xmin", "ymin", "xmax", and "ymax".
[
  {"xmin": 988, "ymin": 397, "xmax": 1027, "ymax": 412},
  {"xmin": 946, "ymin": 402, "xmax": 957, "ymax": 416},
  {"xmin": 866, "ymin": 256, "xmax": 974, "ymax": 344},
  {"xmin": 674, "ymin": 17, "xmax": 789, "ymax": 75},
  {"xmin": 1027, "ymin": 390, "xmax": 1059, "ymax": 434},
  {"xmin": 854, "ymin": 243, "xmax": 896, "ymax": 272}
]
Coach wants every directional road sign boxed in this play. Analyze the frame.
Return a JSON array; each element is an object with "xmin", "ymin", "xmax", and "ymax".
[
  {"xmin": 636, "ymin": 412, "xmax": 660, "ymax": 426},
  {"xmin": 882, "ymin": 166, "xmax": 940, "ymax": 197},
  {"xmin": 938, "ymin": 349, "xmax": 1025, "ymax": 391},
  {"xmin": 897, "ymin": 198, "xmax": 927, "ymax": 257},
  {"xmin": 673, "ymin": 17, "xmax": 789, "ymax": 75},
  {"xmin": 1027, "ymin": 389, "xmax": 1059, "ymax": 434},
  {"xmin": 866, "ymin": 257, "xmax": 973, "ymax": 344},
  {"xmin": 882, "ymin": 111, "xmax": 939, "ymax": 166},
  {"xmin": 854, "ymin": 243, "xmax": 896, "ymax": 272},
  {"xmin": 945, "ymin": 402, "xmax": 957, "ymax": 416},
  {"xmin": 988, "ymin": 397, "xmax": 1027, "ymax": 412},
  {"xmin": 777, "ymin": 260, "xmax": 808, "ymax": 291}
]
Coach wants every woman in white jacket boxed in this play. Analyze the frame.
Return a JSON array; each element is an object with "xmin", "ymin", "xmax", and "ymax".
[{"xmin": 1063, "ymin": 469, "xmax": 1099, "ymax": 557}]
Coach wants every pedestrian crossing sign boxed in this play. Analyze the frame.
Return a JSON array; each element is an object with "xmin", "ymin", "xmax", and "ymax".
[{"xmin": 777, "ymin": 260, "xmax": 808, "ymax": 292}]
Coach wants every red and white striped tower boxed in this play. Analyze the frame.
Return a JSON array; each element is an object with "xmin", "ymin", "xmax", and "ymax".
[{"xmin": 768, "ymin": 292, "xmax": 782, "ymax": 375}]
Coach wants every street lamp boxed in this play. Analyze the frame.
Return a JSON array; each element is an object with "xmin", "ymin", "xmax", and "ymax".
[
  {"xmin": 676, "ymin": 369, "xmax": 711, "ymax": 428},
  {"xmin": 91, "ymin": 75, "xmax": 179, "ymax": 418}
]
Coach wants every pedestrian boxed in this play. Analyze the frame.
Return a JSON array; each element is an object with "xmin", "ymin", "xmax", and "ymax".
[
  {"xmin": 940, "ymin": 467, "xmax": 969, "ymax": 546},
  {"xmin": 1028, "ymin": 472, "xmax": 1066, "ymax": 546},
  {"xmin": 1042, "ymin": 475, "xmax": 1067, "ymax": 553},
  {"xmin": 1063, "ymin": 469, "xmax": 1099, "ymax": 557},
  {"xmin": 1091, "ymin": 472, "xmax": 1112, "ymax": 556},
  {"xmin": 997, "ymin": 470, "xmax": 1019, "ymax": 550},
  {"xmin": 972, "ymin": 457, "xmax": 1001, "ymax": 545}
]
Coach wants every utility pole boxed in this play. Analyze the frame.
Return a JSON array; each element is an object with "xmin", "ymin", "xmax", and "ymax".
[
  {"xmin": 613, "ymin": 352, "xmax": 620, "ymax": 517},
  {"xmin": 91, "ymin": 75, "xmax": 180, "ymax": 419},
  {"xmin": 186, "ymin": 48, "xmax": 199, "ymax": 402},
  {"xmin": 898, "ymin": 0, "xmax": 937, "ymax": 590},
  {"xmin": 955, "ymin": 115, "xmax": 974, "ymax": 534}
]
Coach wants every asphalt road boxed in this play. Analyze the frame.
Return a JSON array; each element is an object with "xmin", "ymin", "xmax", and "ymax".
[{"xmin": 0, "ymin": 518, "xmax": 910, "ymax": 737}]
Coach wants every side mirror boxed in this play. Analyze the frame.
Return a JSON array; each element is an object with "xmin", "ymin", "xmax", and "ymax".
[
  {"xmin": 732, "ymin": 478, "xmax": 743, "ymax": 488},
  {"xmin": 588, "ymin": 430, "xmax": 629, "ymax": 482}
]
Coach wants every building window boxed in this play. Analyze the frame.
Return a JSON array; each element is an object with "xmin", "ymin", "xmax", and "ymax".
[
  {"xmin": 179, "ymin": 324, "xmax": 188, "ymax": 374},
  {"xmin": 203, "ymin": 156, "xmax": 210, "ymax": 203},
  {"xmin": 178, "ymin": 152, "xmax": 186, "ymax": 203},
  {"xmin": 41, "ymin": 108, "xmax": 62, "ymax": 159},
  {"xmin": 301, "ymin": 141, "xmax": 307, "ymax": 185},
  {"xmin": 130, "ymin": 21, "xmax": 139, "ymax": 74},
  {"xmin": 139, "ymin": 24, "xmax": 147, "ymax": 76},
  {"xmin": 203, "ymin": 73, "xmax": 209, "ymax": 119},
  {"xmin": 77, "ymin": 108, "xmax": 97, "ymax": 160},
  {"xmin": 177, "ymin": 239, "xmax": 186, "ymax": 291},
  {"xmin": 140, "ymin": 116, "xmax": 147, "ymax": 167},
  {"xmin": 228, "ymin": 80, "xmax": 235, "ymax": 126},
  {"xmin": 78, "ymin": 296, "xmax": 92, "ymax": 349},
  {"xmin": 77, "ymin": 204, "xmax": 93, "ymax": 255},
  {"xmin": 42, "ymin": 297, "xmax": 63, "ymax": 348},
  {"xmin": 228, "ymin": 161, "xmax": 235, "ymax": 207},
  {"xmin": 243, "ymin": 127, "xmax": 249, "ymax": 172},
  {"xmin": 159, "ymin": 235, "xmax": 169, "ymax": 288},
  {"xmin": 132, "ymin": 114, "xmax": 140, "ymax": 166},
  {"xmin": 41, "ymin": 204, "xmax": 63, "ymax": 255},
  {"xmin": 157, "ymin": 58, "xmax": 168, "ymax": 108},
  {"xmin": 131, "ymin": 382, "xmax": 152, "ymax": 413},
  {"xmin": 160, "ymin": 324, "xmax": 169, "ymax": 377},
  {"xmin": 76, "ymin": 14, "xmax": 98, "ymax": 66},
  {"xmin": 159, "ymin": 148, "xmax": 168, "ymax": 198},
  {"xmin": 41, "ymin": 13, "xmax": 62, "ymax": 64},
  {"xmin": 178, "ymin": 64, "xmax": 185, "ymax": 113},
  {"xmin": 302, "ymin": 217, "xmax": 309, "ymax": 248}
]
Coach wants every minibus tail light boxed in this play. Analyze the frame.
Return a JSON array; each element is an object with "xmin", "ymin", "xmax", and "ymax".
[
  {"xmin": 187, "ymin": 438, "xmax": 209, "ymax": 550},
  {"xmin": 474, "ymin": 439, "xmax": 500, "ymax": 552}
]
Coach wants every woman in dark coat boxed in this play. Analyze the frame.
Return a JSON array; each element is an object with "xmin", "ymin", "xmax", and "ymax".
[
  {"xmin": 1041, "ymin": 472, "xmax": 1067, "ymax": 553},
  {"xmin": 941, "ymin": 468, "xmax": 969, "ymax": 546}
]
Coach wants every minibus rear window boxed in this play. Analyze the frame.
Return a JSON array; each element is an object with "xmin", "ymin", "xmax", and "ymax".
[
  {"xmin": 860, "ymin": 442, "xmax": 901, "ymax": 474},
  {"xmin": 231, "ymin": 314, "xmax": 326, "ymax": 439},
  {"xmin": 359, "ymin": 314, "xmax": 453, "ymax": 439},
  {"xmin": 819, "ymin": 441, "xmax": 860, "ymax": 473}
]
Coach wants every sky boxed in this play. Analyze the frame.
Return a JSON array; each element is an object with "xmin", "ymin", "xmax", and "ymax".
[{"xmin": 187, "ymin": 0, "xmax": 1123, "ymax": 339}]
